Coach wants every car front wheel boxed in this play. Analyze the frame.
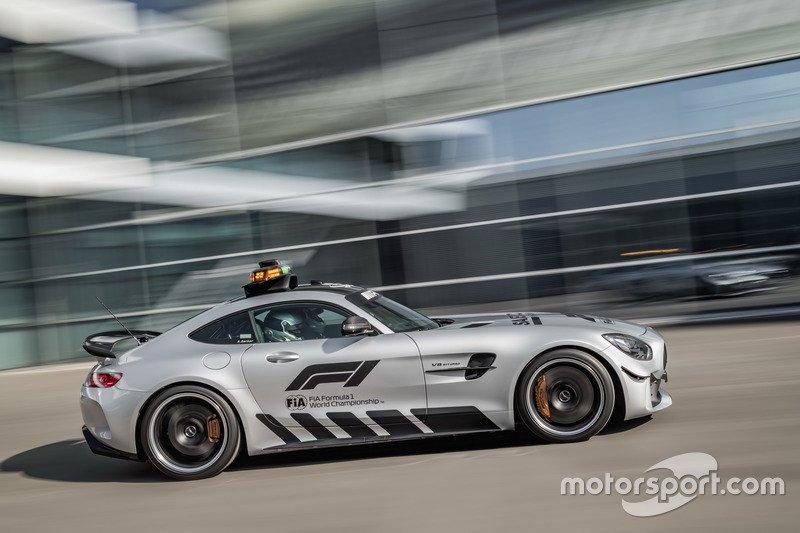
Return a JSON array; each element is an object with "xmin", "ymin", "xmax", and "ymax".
[
  {"xmin": 140, "ymin": 385, "xmax": 241, "ymax": 480},
  {"xmin": 516, "ymin": 350, "xmax": 614, "ymax": 443}
]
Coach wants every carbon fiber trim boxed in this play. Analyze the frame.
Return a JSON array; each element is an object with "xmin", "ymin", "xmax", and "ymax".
[{"xmin": 410, "ymin": 407, "xmax": 500, "ymax": 432}]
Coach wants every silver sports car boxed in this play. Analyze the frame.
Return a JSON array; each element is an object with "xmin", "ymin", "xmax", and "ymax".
[{"xmin": 80, "ymin": 260, "xmax": 671, "ymax": 480}]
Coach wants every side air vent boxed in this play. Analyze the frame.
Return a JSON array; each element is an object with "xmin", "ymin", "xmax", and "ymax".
[
  {"xmin": 462, "ymin": 322, "xmax": 491, "ymax": 329},
  {"xmin": 465, "ymin": 353, "xmax": 496, "ymax": 380}
]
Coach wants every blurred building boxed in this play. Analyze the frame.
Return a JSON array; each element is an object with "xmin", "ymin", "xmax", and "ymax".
[{"xmin": 1, "ymin": 0, "xmax": 800, "ymax": 368}]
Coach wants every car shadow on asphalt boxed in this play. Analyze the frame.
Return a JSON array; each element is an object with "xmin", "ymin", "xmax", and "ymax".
[
  {"xmin": 0, "ymin": 433, "xmax": 541, "ymax": 483},
  {"xmin": 1, "ymin": 419, "xmax": 653, "ymax": 483},
  {"xmin": 1, "ymin": 439, "xmax": 162, "ymax": 483},
  {"xmin": 229, "ymin": 431, "xmax": 545, "ymax": 473},
  {"xmin": 231, "ymin": 416, "xmax": 655, "ymax": 473},
  {"xmin": 600, "ymin": 415, "xmax": 653, "ymax": 435}
]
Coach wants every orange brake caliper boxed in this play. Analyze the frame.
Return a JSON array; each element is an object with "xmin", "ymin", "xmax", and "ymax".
[
  {"xmin": 534, "ymin": 374, "xmax": 551, "ymax": 423},
  {"xmin": 206, "ymin": 414, "xmax": 221, "ymax": 443}
]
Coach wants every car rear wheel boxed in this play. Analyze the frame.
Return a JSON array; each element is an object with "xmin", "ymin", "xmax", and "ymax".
[
  {"xmin": 140, "ymin": 385, "xmax": 240, "ymax": 480},
  {"xmin": 516, "ymin": 350, "xmax": 614, "ymax": 443}
]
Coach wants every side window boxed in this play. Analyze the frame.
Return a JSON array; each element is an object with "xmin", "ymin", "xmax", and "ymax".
[
  {"xmin": 253, "ymin": 303, "xmax": 351, "ymax": 343},
  {"xmin": 190, "ymin": 312, "xmax": 256, "ymax": 345}
]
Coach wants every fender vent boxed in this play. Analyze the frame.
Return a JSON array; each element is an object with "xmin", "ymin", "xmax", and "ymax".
[{"xmin": 465, "ymin": 353, "xmax": 496, "ymax": 380}]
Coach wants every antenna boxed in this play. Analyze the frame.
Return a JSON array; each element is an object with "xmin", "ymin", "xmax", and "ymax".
[{"xmin": 96, "ymin": 297, "xmax": 141, "ymax": 346}]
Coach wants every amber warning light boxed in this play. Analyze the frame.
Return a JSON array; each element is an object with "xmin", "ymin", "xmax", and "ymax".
[
  {"xmin": 244, "ymin": 259, "xmax": 298, "ymax": 297},
  {"xmin": 251, "ymin": 264, "xmax": 292, "ymax": 282}
]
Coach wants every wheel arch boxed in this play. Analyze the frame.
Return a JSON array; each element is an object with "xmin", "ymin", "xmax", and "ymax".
[
  {"xmin": 133, "ymin": 380, "xmax": 248, "ymax": 463},
  {"xmin": 511, "ymin": 345, "xmax": 626, "ymax": 427}
]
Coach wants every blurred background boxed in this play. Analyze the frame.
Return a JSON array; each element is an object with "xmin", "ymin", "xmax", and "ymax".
[{"xmin": 1, "ymin": 0, "xmax": 799, "ymax": 369}]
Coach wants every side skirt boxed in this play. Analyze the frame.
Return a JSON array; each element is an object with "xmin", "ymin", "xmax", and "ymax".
[{"xmin": 257, "ymin": 407, "xmax": 501, "ymax": 450}]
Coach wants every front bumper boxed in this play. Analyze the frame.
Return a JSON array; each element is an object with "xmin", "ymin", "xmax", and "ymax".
[
  {"xmin": 604, "ymin": 326, "xmax": 672, "ymax": 420},
  {"xmin": 618, "ymin": 369, "xmax": 672, "ymax": 420}
]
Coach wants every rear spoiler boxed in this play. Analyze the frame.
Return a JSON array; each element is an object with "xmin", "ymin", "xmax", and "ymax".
[{"xmin": 83, "ymin": 330, "xmax": 161, "ymax": 359}]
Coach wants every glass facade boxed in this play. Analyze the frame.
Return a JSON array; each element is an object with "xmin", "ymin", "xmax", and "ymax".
[{"xmin": 1, "ymin": 1, "xmax": 800, "ymax": 369}]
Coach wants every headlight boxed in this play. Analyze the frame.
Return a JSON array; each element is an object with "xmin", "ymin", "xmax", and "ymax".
[{"xmin": 603, "ymin": 333, "xmax": 652, "ymax": 360}]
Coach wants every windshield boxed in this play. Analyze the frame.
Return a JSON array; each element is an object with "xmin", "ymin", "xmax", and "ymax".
[{"xmin": 345, "ymin": 290, "xmax": 438, "ymax": 332}]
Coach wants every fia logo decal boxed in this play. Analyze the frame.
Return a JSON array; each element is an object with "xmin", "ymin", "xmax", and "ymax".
[{"xmin": 286, "ymin": 395, "xmax": 307, "ymax": 410}]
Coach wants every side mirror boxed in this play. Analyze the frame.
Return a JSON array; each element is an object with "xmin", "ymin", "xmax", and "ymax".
[{"xmin": 342, "ymin": 316, "xmax": 374, "ymax": 336}]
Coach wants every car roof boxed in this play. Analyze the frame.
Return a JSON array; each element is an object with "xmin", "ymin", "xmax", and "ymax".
[
  {"xmin": 293, "ymin": 282, "xmax": 367, "ymax": 296},
  {"xmin": 227, "ymin": 281, "xmax": 367, "ymax": 304},
  {"xmin": 224, "ymin": 282, "xmax": 370, "ymax": 311},
  {"xmin": 169, "ymin": 282, "xmax": 372, "ymax": 335}
]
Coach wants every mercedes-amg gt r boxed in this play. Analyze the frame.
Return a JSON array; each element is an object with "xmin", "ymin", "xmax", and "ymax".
[{"xmin": 80, "ymin": 260, "xmax": 671, "ymax": 480}]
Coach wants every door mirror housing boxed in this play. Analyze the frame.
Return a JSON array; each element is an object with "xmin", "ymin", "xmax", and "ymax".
[{"xmin": 342, "ymin": 316, "xmax": 374, "ymax": 336}]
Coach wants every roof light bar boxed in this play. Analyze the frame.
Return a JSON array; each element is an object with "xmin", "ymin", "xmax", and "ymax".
[
  {"xmin": 244, "ymin": 259, "xmax": 298, "ymax": 297},
  {"xmin": 250, "ymin": 264, "xmax": 292, "ymax": 283}
]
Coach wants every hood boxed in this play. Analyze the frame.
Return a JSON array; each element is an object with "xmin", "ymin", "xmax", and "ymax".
[{"xmin": 434, "ymin": 312, "xmax": 648, "ymax": 336}]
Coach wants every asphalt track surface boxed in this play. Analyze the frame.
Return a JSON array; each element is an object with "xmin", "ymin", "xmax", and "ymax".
[{"xmin": 1, "ymin": 321, "xmax": 798, "ymax": 532}]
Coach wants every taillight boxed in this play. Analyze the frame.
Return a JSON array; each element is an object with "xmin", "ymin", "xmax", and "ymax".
[{"xmin": 85, "ymin": 371, "xmax": 122, "ymax": 388}]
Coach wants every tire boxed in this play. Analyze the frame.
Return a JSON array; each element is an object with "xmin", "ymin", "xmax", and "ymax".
[
  {"xmin": 140, "ymin": 385, "xmax": 241, "ymax": 480},
  {"xmin": 516, "ymin": 349, "xmax": 614, "ymax": 443}
]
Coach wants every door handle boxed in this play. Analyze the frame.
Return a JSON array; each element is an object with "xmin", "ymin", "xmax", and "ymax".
[{"xmin": 266, "ymin": 352, "xmax": 300, "ymax": 363}]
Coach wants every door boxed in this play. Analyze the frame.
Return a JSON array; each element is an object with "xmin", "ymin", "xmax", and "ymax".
[{"xmin": 241, "ymin": 301, "xmax": 427, "ymax": 443}]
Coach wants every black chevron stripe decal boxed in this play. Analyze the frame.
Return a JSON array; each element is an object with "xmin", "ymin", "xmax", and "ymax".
[
  {"xmin": 291, "ymin": 413, "xmax": 337, "ymax": 439},
  {"xmin": 365, "ymin": 410, "xmax": 424, "ymax": 436},
  {"xmin": 256, "ymin": 413, "xmax": 301, "ymax": 444},
  {"xmin": 326, "ymin": 412, "xmax": 379, "ymax": 437},
  {"xmin": 259, "ymin": 406, "xmax": 498, "ymax": 449}
]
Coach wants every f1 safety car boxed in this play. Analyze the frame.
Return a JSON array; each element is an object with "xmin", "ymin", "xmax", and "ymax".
[{"xmin": 80, "ymin": 260, "xmax": 671, "ymax": 480}]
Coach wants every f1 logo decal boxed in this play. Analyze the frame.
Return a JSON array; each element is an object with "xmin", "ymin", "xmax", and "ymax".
[{"xmin": 286, "ymin": 360, "xmax": 380, "ymax": 391}]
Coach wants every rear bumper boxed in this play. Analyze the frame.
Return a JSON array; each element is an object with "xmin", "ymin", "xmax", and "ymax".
[
  {"xmin": 82, "ymin": 425, "xmax": 142, "ymax": 462},
  {"xmin": 80, "ymin": 383, "xmax": 144, "ymax": 456}
]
